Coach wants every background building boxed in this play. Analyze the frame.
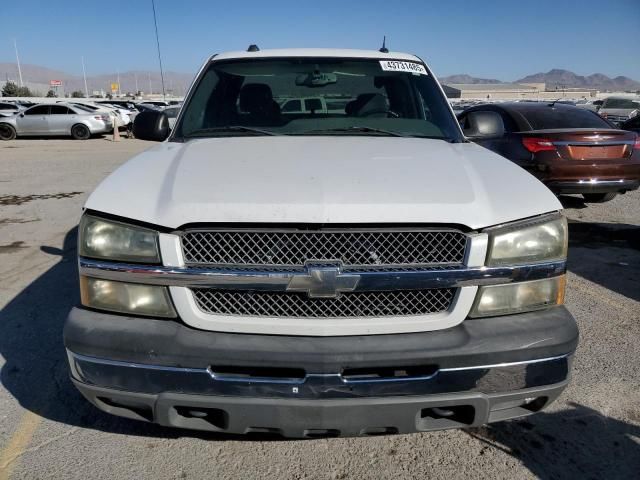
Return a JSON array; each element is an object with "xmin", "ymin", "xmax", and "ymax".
[{"xmin": 442, "ymin": 82, "xmax": 596, "ymax": 100}]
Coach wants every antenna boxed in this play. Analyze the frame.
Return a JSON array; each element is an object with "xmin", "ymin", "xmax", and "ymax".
[
  {"xmin": 151, "ymin": 0, "xmax": 166, "ymax": 100},
  {"xmin": 379, "ymin": 36, "xmax": 389, "ymax": 53},
  {"xmin": 247, "ymin": 44, "xmax": 260, "ymax": 52}
]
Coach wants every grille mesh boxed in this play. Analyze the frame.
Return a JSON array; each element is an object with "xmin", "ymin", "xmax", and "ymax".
[
  {"xmin": 181, "ymin": 229, "xmax": 467, "ymax": 268},
  {"xmin": 192, "ymin": 288, "xmax": 455, "ymax": 318}
]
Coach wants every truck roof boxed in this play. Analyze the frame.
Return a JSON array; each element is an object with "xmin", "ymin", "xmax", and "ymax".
[{"xmin": 212, "ymin": 48, "xmax": 422, "ymax": 62}]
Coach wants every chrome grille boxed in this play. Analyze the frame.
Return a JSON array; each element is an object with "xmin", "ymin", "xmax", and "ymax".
[
  {"xmin": 192, "ymin": 288, "xmax": 455, "ymax": 318},
  {"xmin": 181, "ymin": 229, "xmax": 467, "ymax": 269}
]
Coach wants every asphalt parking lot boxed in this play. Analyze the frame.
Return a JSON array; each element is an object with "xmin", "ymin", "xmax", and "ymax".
[{"xmin": 0, "ymin": 137, "xmax": 639, "ymax": 480}]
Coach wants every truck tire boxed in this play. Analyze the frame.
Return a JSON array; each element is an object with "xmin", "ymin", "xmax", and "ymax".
[
  {"xmin": 71, "ymin": 124, "xmax": 91, "ymax": 140},
  {"xmin": 0, "ymin": 124, "xmax": 16, "ymax": 141},
  {"xmin": 582, "ymin": 192, "xmax": 617, "ymax": 203}
]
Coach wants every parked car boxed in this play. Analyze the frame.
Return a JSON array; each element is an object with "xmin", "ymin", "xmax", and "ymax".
[
  {"xmin": 0, "ymin": 102, "xmax": 24, "ymax": 117},
  {"xmin": 575, "ymin": 99, "xmax": 603, "ymax": 112},
  {"xmin": 140, "ymin": 100, "xmax": 170, "ymax": 107},
  {"xmin": 620, "ymin": 115, "xmax": 640, "ymax": 134},
  {"xmin": 99, "ymin": 103, "xmax": 134, "ymax": 126},
  {"xmin": 96, "ymin": 100, "xmax": 137, "ymax": 110},
  {"xmin": 279, "ymin": 96, "xmax": 346, "ymax": 114},
  {"xmin": 67, "ymin": 102, "xmax": 134, "ymax": 129},
  {"xmin": 597, "ymin": 96, "xmax": 640, "ymax": 126},
  {"xmin": 134, "ymin": 103, "xmax": 160, "ymax": 113},
  {"xmin": 0, "ymin": 103, "xmax": 112, "ymax": 140},
  {"xmin": 66, "ymin": 47, "xmax": 578, "ymax": 438},
  {"xmin": 458, "ymin": 102, "xmax": 640, "ymax": 202}
]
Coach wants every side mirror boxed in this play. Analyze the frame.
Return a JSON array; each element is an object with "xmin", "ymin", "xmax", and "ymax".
[
  {"xmin": 463, "ymin": 111, "xmax": 505, "ymax": 140},
  {"xmin": 132, "ymin": 110, "xmax": 169, "ymax": 141},
  {"xmin": 19, "ymin": 112, "xmax": 25, "ymax": 117}
]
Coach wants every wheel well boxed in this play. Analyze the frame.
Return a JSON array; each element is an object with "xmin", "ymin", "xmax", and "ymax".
[
  {"xmin": 71, "ymin": 122, "xmax": 90, "ymax": 132},
  {"xmin": 0, "ymin": 122, "xmax": 16, "ymax": 134}
]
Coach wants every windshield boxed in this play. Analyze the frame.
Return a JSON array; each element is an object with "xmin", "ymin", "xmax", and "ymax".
[
  {"xmin": 519, "ymin": 106, "xmax": 612, "ymax": 130},
  {"xmin": 174, "ymin": 57, "xmax": 462, "ymax": 141},
  {"xmin": 602, "ymin": 98, "xmax": 639, "ymax": 109}
]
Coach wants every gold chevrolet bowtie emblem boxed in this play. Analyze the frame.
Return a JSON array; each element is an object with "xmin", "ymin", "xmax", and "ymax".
[{"xmin": 286, "ymin": 264, "xmax": 360, "ymax": 298}]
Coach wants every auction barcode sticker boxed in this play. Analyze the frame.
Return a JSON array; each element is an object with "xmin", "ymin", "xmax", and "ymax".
[{"xmin": 379, "ymin": 60, "xmax": 428, "ymax": 75}]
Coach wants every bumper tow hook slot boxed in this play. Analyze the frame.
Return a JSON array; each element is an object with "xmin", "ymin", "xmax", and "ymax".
[{"xmin": 429, "ymin": 407, "xmax": 456, "ymax": 418}]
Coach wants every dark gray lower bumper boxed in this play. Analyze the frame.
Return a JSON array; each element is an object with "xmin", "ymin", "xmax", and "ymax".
[
  {"xmin": 64, "ymin": 306, "xmax": 577, "ymax": 436},
  {"xmin": 72, "ymin": 378, "xmax": 569, "ymax": 437}
]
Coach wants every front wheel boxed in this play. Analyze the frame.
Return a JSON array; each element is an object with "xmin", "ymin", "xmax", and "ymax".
[
  {"xmin": 0, "ymin": 123, "xmax": 17, "ymax": 141},
  {"xmin": 582, "ymin": 192, "xmax": 617, "ymax": 203},
  {"xmin": 71, "ymin": 124, "xmax": 91, "ymax": 140}
]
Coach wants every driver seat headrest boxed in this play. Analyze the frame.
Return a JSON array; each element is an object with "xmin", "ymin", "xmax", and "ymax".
[
  {"xmin": 346, "ymin": 93, "xmax": 388, "ymax": 117},
  {"xmin": 239, "ymin": 83, "xmax": 275, "ymax": 114}
]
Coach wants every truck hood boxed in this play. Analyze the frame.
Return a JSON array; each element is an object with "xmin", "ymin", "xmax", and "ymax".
[{"xmin": 85, "ymin": 136, "xmax": 561, "ymax": 230}]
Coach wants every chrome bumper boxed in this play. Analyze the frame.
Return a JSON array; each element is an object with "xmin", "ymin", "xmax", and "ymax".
[
  {"xmin": 548, "ymin": 179, "xmax": 639, "ymax": 194},
  {"xmin": 68, "ymin": 350, "xmax": 570, "ymax": 399}
]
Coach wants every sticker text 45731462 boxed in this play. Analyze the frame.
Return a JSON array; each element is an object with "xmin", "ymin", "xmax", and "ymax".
[{"xmin": 379, "ymin": 61, "xmax": 428, "ymax": 75}]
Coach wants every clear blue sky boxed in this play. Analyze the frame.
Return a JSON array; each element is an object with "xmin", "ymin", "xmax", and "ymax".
[{"xmin": 2, "ymin": 0, "xmax": 639, "ymax": 80}]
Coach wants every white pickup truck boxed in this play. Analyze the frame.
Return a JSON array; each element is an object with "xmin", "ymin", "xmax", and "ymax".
[{"xmin": 64, "ymin": 48, "xmax": 578, "ymax": 438}]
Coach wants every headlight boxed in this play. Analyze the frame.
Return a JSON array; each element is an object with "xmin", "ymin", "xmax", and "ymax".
[
  {"xmin": 80, "ymin": 276, "xmax": 176, "ymax": 317},
  {"xmin": 469, "ymin": 276, "xmax": 565, "ymax": 318},
  {"xmin": 79, "ymin": 215, "xmax": 160, "ymax": 263},
  {"xmin": 486, "ymin": 215, "xmax": 567, "ymax": 266}
]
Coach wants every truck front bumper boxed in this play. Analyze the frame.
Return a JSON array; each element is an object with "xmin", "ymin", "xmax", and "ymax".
[{"xmin": 64, "ymin": 306, "xmax": 578, "ymax": 438}]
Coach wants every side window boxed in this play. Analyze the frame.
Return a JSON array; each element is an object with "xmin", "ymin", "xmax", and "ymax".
[
  {"xmin": 498, "ymin": 111, "xmax": 519, "ymax": 133},
  {"xmin": 25, "ymin": 105, "xmax": 50, "ymax": 115},
  {"xmin": 0, "ymin": 103, "xmax": 16, "ymax": 110},
  {"xmin": 50, "ymin": 105, "xmax": 70, "ymax": 115},
  {"xmin": 281, "ymin": 99, "xmax": 301, "ymax": 113}
]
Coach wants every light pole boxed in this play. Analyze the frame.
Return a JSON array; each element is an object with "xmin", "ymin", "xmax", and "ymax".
[
  {"xmin": 82, "ymin": 56, "xmax": 89, "ymax": 98},
  {"xmin": 151, "ymin": 0, "xmax": 166, "ymax": 101},
  {"xmin": 13, "ymin": 39, "xmax": 23, "ymax": 87}
]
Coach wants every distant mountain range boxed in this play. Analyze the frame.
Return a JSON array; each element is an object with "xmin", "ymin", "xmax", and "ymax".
[
  {"xmin": 516, "ymin": 69, "xmax": 640, "ymax": 91},
  {"xmin": 439, "ymin": 74, "xmax": 502, "ymax": 85},
  {"xmin": 0, "ymin": 63, "xmax": 193, "ymax": 95},
  {"xmin": 1, "ymin": 62, "xmax": 639, "ymax": 95},
  {"xmin": 441, "ymin": 69, "xmax": 640, "ymax": 91}
]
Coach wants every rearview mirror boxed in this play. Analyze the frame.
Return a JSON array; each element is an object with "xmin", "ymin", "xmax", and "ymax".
[
  {"xmin": 462, "ymin": 111, "xmax": 505, "ymax": 140},
  {"xmin": 295, "ymin": 72, "xmax": 337, "ymax": 87},
  {"xmin": 132, "ymin": 110, "xmax": 169, "ymax": 141}
]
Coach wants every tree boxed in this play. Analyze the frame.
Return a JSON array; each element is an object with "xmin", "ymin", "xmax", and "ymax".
[
  {"xmin": 71, "ymin": 90, "xmax": 85, "ymax": 98},
  {"xmin": 2, "ymin": 81, "xmax": 19, "ymax": 97},
  {"xmin": 46, "ymin": 89, "xmax": 57, "ymax": 98},
  {"xmin": 1, "ymin": 82, "xmax": 33, "ymax": 97}
]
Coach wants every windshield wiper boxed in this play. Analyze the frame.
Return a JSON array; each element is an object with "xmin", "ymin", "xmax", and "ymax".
[
  {"xmin": 299, "ymin": 126, "xmax": 407, "ymax": 137},
  {"xmin": 185, "ymin": 126, "xmax": 280, "ymax": 137}
]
